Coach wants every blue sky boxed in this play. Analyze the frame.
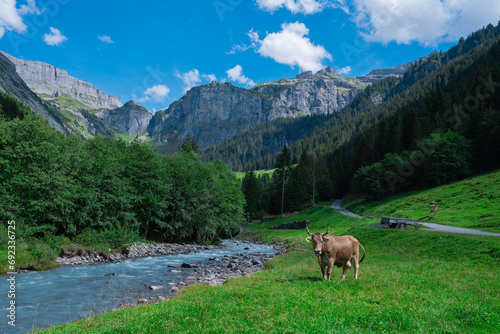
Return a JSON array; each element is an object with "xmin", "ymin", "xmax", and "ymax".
[{"xmin": 1, "ymin": 0, "xmax": 499, "ymax": 112}]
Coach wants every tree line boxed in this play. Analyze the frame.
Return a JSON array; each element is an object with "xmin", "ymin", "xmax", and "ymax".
[{"xmin": 0, "ymin": 95, "xmax": 244, "ymax": 244}]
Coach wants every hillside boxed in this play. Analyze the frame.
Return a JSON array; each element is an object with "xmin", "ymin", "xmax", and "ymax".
[
  {"xmin": 345, "ymin": 169, "xmax": 500, "ymax": 233},
  {"xmin": 41, "ymin": 172, "xmax": 500, "ymax": 333}
]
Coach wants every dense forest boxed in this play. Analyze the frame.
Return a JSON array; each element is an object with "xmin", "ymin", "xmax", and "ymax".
[
  {"xmin": 239, "ymin": 23, "xmax": 500, "ymax": 216},
  {"xmin": 0, "ymin": 94, "xmax": 244, "ymax": 245}
]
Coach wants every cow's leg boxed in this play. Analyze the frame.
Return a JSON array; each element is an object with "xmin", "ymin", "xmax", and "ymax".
[
  {"xmin": 353, "ymin": 256, "xmax": 359, "ymax": 280},
  {"xmin": 318, "ymin": 256, "xmax": 326, "ymax": 280},
  {"xmin": 327, "ymin": 257, "xmax": 334, "ymax": 281},
  {"xmin": 341, "ymin": 266, "xmax": 348, "ymax": 280}
]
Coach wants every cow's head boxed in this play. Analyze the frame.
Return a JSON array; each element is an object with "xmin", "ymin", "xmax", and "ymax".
[{"xmin": 306, "ymin": 227, "xmax": 330, "ymax": 256}]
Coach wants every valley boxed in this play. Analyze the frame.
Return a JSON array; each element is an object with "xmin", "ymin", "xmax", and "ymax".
[
  {"xmin": 0, "ymin": 8, "xmax": 499, "ymax": 333},
  {"xmin": 38, "ymin": 170, "xmax": 500, "ymax": 333}
]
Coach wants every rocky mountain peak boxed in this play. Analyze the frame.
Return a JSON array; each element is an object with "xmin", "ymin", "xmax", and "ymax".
[
  {"xmin": 296, "ymin": 71, "xmax": 314, "ymax": 79},
  {"xmin": 96, "ymin": 100, "xmax": 152, "ymax": 136},
  {"xmin": 316, "ymin": 66, "xmax": 337, "ymax": 76}
]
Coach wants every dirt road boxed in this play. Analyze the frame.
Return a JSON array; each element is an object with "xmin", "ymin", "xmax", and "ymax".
[{"xmin": 331, "ymin": 200, "xmax": 500, "ymax": 237}]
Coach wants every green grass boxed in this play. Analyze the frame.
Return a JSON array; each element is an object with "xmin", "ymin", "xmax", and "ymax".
[
  {"xmin": 40, "ymin": 188, "xmax": 500, "ymax": 333},
  {"xmin": 235, "ymin": 168, "xmax": 276, "ymax": 180},
  {"xmin": 114, "ymin": 132, "xmax": 143, "ymax": 142},
  {"xmin": 344, "ymin": 169, "xmax": 500, "ymax": 233},
  {"xmin": 52, "ymin": 94, "xmax": 91, "ymax": 110}
]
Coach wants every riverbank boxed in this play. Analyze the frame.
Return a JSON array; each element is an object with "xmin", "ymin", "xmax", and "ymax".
[
  {"xmin": 56, "ymin": 242, "xmax": 225, "ymax": 266},
  {"xmin": 101, "ymin": 241, "xmax": 286, "ymax": 307}
]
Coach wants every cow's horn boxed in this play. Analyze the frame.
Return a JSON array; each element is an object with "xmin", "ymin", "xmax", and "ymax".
[
  {"xmin": 323, "ymin": 227, "xmax": 330, "ymax": 236},
  {"xmin": 306, "ymin": 227, "xmax": 313, "ymax": 236}
]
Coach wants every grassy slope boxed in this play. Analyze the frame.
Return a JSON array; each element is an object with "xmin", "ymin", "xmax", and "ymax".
[
  {"xmin": 41, "ymin": 173, "xmax": 500, "ymax": 334},
  {"xmin": 235, "ymin": 168, "xmax": 276, "ymax": 180},
  {"xmin": 344, "ymin": 170, "xmax": 500, "ymax": 233}
]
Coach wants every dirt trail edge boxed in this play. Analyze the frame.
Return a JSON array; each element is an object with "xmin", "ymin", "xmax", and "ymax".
[{"xmin": 331, "ymin": 200, "xmax": 500, "ymax": 237}]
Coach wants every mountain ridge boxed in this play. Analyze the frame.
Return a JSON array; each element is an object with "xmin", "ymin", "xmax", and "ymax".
[
  {"xmin": 148, "ymin": 67, "xmax": 368, "ymax": 150},
  {"xmin": 1, "ymin": 48, "xmax": 436, "ymax": 147},
  {"xmin": 0, "ymin": 51, "xmax": 119, "ymax": 110}
]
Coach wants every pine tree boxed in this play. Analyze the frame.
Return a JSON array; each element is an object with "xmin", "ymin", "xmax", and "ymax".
[{"xmin": 181, "ymin": 134, "xmax": 199, "ymax": 154}]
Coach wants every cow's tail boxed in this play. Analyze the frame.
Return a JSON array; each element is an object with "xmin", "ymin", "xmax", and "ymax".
[{"xmin": 359, "ymin": 243, "xmax": 366, "ymax": 264}]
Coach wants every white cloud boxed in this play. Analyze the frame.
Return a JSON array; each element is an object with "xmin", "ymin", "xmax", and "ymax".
[
  {"xmin": 227, "ymin": 29, "xmax": 260, "ymax": 55},
  {"xmin": 175, "ymin": 69, "xmax": 217, "ymax": 92},
  {"xmin": 336, "ymin": 65, "xmax": 351, "ymax": 75},
  {"xmin": 137, "ymin": 84, "xmax": 170, "ymax": 103},
  {"xmin": 351, "ymin": 0, "xmax": 500, "ymax": 46},
  {"xmin": 226, "ymin": 65, "xmax": 256, "ymax": 87},
  {"xmin": 256, "ymin": 0, "xmax": 333, "ymax": 14},
  {"xmin": 252, "ymin": 22, "xmax": 332, "ymax": 72},
  {"xmin": 0, "ymin": 0, "xmax": 44, "ymax": 39},
  {"xmin": 0, "ymin": 0, "xmax": 27, "ymax": 38},
  {"xmin": 18, "ymin": 0, "xmax": 41, "ymax": 15},
  {"xmin": 98, "ymin": 35, "xmax": 113, "ymax": 44},
  {"xmin": 43, "ymin": 27, "xmax": 68, "ymax": 46}
]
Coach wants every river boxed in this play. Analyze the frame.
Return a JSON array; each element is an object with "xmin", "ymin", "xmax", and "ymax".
[{"xmin": 1, "ymin": 240, "xmax": 279, "ymax": 334}]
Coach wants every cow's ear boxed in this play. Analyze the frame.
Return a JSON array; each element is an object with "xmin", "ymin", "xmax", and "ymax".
[
  {"xmin": 306, "ymin": 237, "xmax": 312, "ymax": 243},
  {"xmin": 323, "ymin": 237, "xmax": 330, "ymax": 242}
]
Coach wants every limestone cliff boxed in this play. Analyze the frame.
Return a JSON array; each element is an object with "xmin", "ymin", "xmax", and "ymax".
[
  {"xmin": 0, "ymin": 51, "xmax": 67, "ymax": 134},
  {"xmin": 148, "ymin": 67, "xmax": 367, "ymax": 148},
  {"xmin": 0, "ymin": 51, "xmax": 119, "ymax": 110}
]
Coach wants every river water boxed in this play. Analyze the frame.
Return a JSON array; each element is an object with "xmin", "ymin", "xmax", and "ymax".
[{"xmin": 1, "ymin": 240, "xmax": 278, "ymax": 334}]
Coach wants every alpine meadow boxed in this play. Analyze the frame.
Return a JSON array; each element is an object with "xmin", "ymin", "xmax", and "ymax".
[{"xmin": 1, "ymin": 1, "xmax": 500, "ymax": 333}]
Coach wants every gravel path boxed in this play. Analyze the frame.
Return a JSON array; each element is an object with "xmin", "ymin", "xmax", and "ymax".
[
  {"xmin": 331, "ymin": 199, "xmax": 362, "ymax": 218},
  {"xmin": 331, "ymin": 200, "xmax": 500, "ymax": 237},
  {"xmin": 418, "ymin": 223, "xmax": 500, "ymax": 237}
]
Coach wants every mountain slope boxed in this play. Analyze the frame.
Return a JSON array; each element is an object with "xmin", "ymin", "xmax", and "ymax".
[
  {"xmin": 0, "ymin": 51, "xmax": 119, "ymax": 110},
  {"xmin": 0, "ymin": 52, "xmax": 118, "ymax": 138},
  {"xmin": 201, "ymin": 55, "xmax": 440, "ymax": 170},
  {"xmin": 0, "ymin": 52, "xmax": 68, "ymax": 135}
]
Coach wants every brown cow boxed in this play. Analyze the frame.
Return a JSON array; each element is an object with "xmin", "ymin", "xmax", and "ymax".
[
  {"xmin": 306, "ymin": 227, "xmax": 365, "ymax": 281},
  {"xmin": 430, "ymin": 204, "xmax": 438, "ymax": 215}
]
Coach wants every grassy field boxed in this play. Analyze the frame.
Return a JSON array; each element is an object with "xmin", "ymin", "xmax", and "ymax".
[
  {"xmin": 40, "ymin": 172, "xmax": 500, "ymax": 333},
  {"xmin": 235, "ymin": 168, "xmax": 276, "ymax": 180},
  {"xmin": 344, "ymin": 170, "xmax": 500, "ymax": 233}
]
